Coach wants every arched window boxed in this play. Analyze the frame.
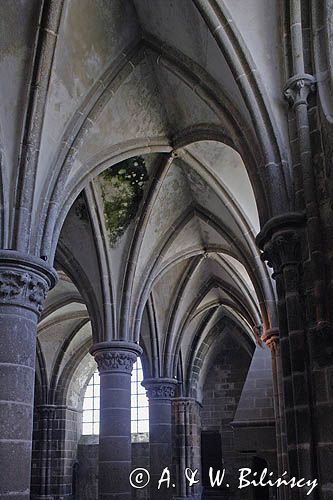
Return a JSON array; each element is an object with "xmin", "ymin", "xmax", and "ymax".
[{"xmin": 82, "ymin": 358, "xmax": 149, "ymax": 440}]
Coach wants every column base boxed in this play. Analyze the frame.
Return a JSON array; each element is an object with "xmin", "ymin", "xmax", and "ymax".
[
  {"xmin": 172, "ymin": 496, "xmax": 202, "ymax": 500},
  {"xmin": 30, "ymin": 496, "xmax": 54, "ymax": 500}
]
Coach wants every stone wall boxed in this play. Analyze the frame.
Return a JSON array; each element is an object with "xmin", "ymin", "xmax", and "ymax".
[
  {"xmin": 75, "ymin": 436, "xmax": 98, "ymax": 500},
  {"xmin": 31, "ymin": 406, "xmax": 80, "ymax": 499},
  {"xmin": 201, "ymin": 339, "xmax": 277, "ymax": 499},
  {"xmin": 201, "ymin": 337, "xmax": 252, "ymax": 498},
  {"xmin": 232, "ymin": 346, "xmax": 278, "ymax": 500},
  {"xmin": 132, "ymin": 441, "xmax": 150, "ymax": 500},
  {"xmin": 74, "ymin": 439, "xmax": 150, "ymax": 500}
]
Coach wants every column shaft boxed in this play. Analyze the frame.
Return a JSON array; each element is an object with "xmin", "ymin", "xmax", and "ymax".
[
  {"xmin": 30, "ymin": 405, "xmax": 55, "ymax": 500},
  {"xmin": 265, "ymin": 333, "xmax": 289, "ymax": 500},
  {"xmin": 143, "ymin": 378, "xmax": 177, "ymax": 500},
  {"xmin": 91, "ymin": 341, "xmax": 141, "ymax": 500},
  {"xmin": 0, "ymin": 251, "xmax": 56, "ymax": 500},
  {"xmin": 0, "ymin": 305, "xmax": 38, "ymax": 499},
  {"xmin": 173, "ymin": 398, "xmax": 202, "ymax": 500},
  {"xmin": 258, "ymin": 221, "xmax": 319, "ymax": 500},
  {"xmin": 100, "ymin": 370, "xmax": 131, "ymax": 499}
]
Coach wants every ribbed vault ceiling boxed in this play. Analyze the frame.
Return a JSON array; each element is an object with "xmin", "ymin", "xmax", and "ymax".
[{"xmin": 0, "ymin": 0, "xmax": 288, "ymax": 396}]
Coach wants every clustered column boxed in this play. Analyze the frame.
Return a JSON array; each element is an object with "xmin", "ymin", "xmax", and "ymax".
[
  {"xmin": 0, "ymin": 250, "xmax": 57, "ymax": 500},
  {"xmin": 31, "ymin": 404, "xmax": 55, "ymax": 500},
  {"xmin": 142, "ymin": 378, "xmax": 178, "ymax": 499},
  {"xmin": 264, "ymin": 330, "xmax": 289, "ymax": 500},
  {"xmin": 90, "ymin": 341, "xmax": 142, "ymax": 500},
  {"xmin": 258, "ymin": 218, "xmax": 318, "ymax": 500},
  {"xmin": 173, "ymin": 397, "xmax": 202, "ymax": 500}
]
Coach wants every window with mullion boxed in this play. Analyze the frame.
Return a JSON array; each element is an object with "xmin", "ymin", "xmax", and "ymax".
[{"xmin": 82, "ymin": 358, "xmax": 149, "ymax": 439}]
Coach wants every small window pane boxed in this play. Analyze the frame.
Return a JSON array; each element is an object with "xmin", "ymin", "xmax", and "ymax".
[
  {"xmin": 138, "ymin": 407, "xmax": 149, "ymax": 420},
  {"xmin": 83, "ymin": 422, "xmax": 92, "ymax": 435},
  {"xmin": 131, "ymin": 420, "xmax": 137, "ymax": 433},
  {"xmin": 83, "ymin": 398, "xmax": 93, "ymax": 410},
  {"xmin": 85, "ymin": 385, "xmax": 93, "ymax": 398},
  {"xmin": 137, "ymin": 394, "xmax": 147, "ymax": 407},
  {"xmin": 83, "ymin": 410, "xmax": 93, "ymax": 423},
  {"xmin": 138, "ymin": 420, "xmax": 149, "ymax": 433}
]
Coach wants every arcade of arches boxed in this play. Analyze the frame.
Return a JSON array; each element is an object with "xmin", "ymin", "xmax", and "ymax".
[{"xmin": 0, "ymin": 1, "xmax": 333, "ymax": 499}]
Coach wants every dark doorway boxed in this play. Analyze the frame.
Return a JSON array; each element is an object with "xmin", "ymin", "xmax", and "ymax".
[
  {"xmin": 72, "ymin": 461, "xmax": 79, "ymax": 498},
  {"xmin": 201, "ymin": 431, "xmax": 223, "ymax": 489},
  {"xmin": 252, "ymin": 457, "xmax": 269, "ymax": 500}
]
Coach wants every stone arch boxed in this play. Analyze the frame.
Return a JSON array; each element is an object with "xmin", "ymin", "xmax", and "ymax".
[
  {"xmin": 192, "ymin": 0, "xmax": 289, "ymax": 190},
  {"xmin": 133, "ymin": 205, "xmax": 276, "ymax": 343},
  {"xmin": 186, "ymin": 315, "xmax": 255, "ymax": 401},
  {"xmin": 36, "ymin": 36, "xmax": 292, "ymax": 261},
  {"xmin": 312, "ymin": 0, "xmax": 333, "ymax": 123},
  {"xmin": 55, "ymin": 241, "xmax": 103, "ymax": 342}
]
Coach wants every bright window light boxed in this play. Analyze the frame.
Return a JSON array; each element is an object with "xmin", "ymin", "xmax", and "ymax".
[{"xmin": 82, "ymin": 358, "xmax": 149, "ymax": 438}]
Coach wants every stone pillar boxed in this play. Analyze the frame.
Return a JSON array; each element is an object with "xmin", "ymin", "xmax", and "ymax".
[
  {"xmin": 264, "ymin": 331, "xmax": 289, "ymax": 500},
  {"xmin": 31, "ymin": 404, "xmax": 56, "ymax": 500},
  {"xmin": 31, "ymin": 404, "xmax": 80, "ymax": 500},
  {"xmin": 0, "ymin": 250, "xmax": 57, "ymax": 500},
  {"xmin": 258, "ymin": 217, "xmax": 318, "ymax": 499},
  {"xmin": 142, "ymin": 378, "xmax": 178, "ymax": 499},
  {"xmin": 173, "ymin": 398, "xmax": 202, "ymax": 500},
  {"xmin": 90, "ymin": 341, "xmax": 142, "ymax": 500}
]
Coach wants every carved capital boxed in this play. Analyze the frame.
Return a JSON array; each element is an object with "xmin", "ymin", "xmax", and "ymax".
[
  {"xmin": 37, "ymin": 405, "xmax": 56, "ymax": 419},
  {"xmin": 0, "ymin": 251, "xmax": 57, "ymax": 315},
  {"xmin": 256, "ymin": 213, "xmax": 305, "ymax": 280},
  {"xmin": 262, "ymin": 328, "xmax": 280, "ymax": 355},
  {"xmin": 173, "ymin": 397, "xmax": 201, "ymax": 410},
  {"xmin": 95, "ymin": 350, "xmax": 137, "ymax": 373},
  {"xmin": 90, "ymin": 341, "xmax": 142, "ymax": 374},
  {"xmin": 261, "ymin": 229, "xmax": 301, "ymax": 275},
  {"xmin": 283, "ymin": 74, "xmax": 316, "ymax": 108},
  {"xmin": 142, "ymin": 378, "xmax": 178, "ymax": 400}
]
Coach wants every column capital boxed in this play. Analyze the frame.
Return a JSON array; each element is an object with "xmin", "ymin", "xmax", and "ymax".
[
  {"xmin": 262, "ymin": 328, "xmax": 280, "ymax": 354},
  {"xmin": 0, "ymin": 250, "xmax": 57, "ymax": 315},
  {"xmin": 173, "ymin": 396, "xmax": 201, "ymax": 408},
  {"xmin": 256, "ymin": 213, "xmax": 305, "ymax": 276},
  {"xmin": 142, "ymin": 377, "xmax": 178, "ymax": 400},
  {"xmin": 283, "ymin": 73, "xmax": 316, "ymax": 108},
  {"xmin": 36, "ymin": 404, "xmax": 56, "ymax": 418},
  {"xmin": 261, "ymin": 230, "xmax": 301, "ymax": 274},
  {"xmin": 90, "ymin": 341, "xmax": 142, "ymax": 374}
]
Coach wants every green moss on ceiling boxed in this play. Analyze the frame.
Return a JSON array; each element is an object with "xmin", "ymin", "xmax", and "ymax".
[
  {"xmin": 99, "ymin": 156, "xmax": 148, "ymax": 246},
  {"xmin": 75, "ymin": 193, "xmax": 90, "ymax": 223}
]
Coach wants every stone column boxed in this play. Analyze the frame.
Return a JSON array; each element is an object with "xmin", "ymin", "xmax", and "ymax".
[
  {"xmin": 90, "ymin": 341, "xmax": 142, "ymax": 500},
  {"xmin": 258, "ymin": 217, "xmax": 318, "ymax": 499},
  {"xmin": 31, "ymin": 404, "xmax": 56, "ymax": 500},
  {"xmin": 173, "ymin": 398, "xmax": 202, "ymax": 500},
  {"xmin": 264, "ymin": 331, "xmax": 289, "ymax": 500},
  {"xmin": 142, "ymin": 378, "xmax": 178, "ymax": 499},
  {"xmin": 0, "ymin": 250, "xmax": 57, "ymax": 500}
]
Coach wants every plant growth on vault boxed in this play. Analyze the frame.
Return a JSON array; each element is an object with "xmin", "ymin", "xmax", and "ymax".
[{"xmin": 99, "ymin": 156, "xmax": 148, "ymax": 246}]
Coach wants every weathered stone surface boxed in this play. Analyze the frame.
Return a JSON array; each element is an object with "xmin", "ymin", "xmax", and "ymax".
[
  {"xmin": 90, "ymin": 342, "xmax": 141, "ymax": 500},
  {"xmin": 0, "ymin": 251, "xmax": 56, "ymax": 499},
  {"xmin": 1, "ymin": 1, "xmax": 333, "ymax": 499}
]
